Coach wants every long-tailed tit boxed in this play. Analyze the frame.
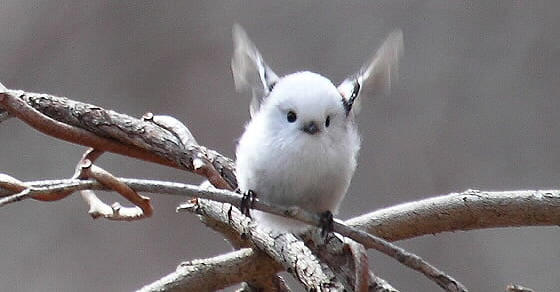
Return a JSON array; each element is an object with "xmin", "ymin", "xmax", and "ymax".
[{"xmin": 232, "ymin": 24, "xmax": 403, "ymax": 233}]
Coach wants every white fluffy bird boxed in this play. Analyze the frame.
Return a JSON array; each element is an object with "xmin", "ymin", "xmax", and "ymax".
[{"xmin": 232, "ymin": 24, "xmax": 403, "ymax": 233}]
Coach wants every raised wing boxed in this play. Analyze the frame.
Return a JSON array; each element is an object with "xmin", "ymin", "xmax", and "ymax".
[
  {"xmin": 231, "ymin": 24, "xmax": 279, "ymax": 118},
  {"xmin": 339, "ymin": 29, "xmax": 404, "ymax": 115}
]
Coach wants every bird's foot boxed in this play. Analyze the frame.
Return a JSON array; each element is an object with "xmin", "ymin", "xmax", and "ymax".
[
  {"xmin": 319, "ymin": 210, "xmax": 334, "ymax": 237},
  {"xmin": 240, "ymin": 189, "xmax": 257, "ymax": 218}
]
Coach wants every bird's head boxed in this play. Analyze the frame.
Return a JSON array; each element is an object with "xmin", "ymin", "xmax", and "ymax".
[{"xmin": 261, "ymin": 71, "xmax": 349, "ymax": 143}]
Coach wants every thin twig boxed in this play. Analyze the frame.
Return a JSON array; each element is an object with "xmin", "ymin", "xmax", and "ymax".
[
  {"xmin": 0, "ymin": 188, "xmax": 32, "ymax": 206},
  {"xmin": 2, "ymin": 178, "xmax": 559, "ymax": 236},
  {"xmin": 83, "ymin": 164, "xmax": 153, "ymax": 217},
  {"xmin": 81, "ymin": 190, "xmax": 146, "ymax": 221},
  {"xmin": 0, "ymin": 173, "xmax": 26, "ymax": 194},
  {"xmin": 73, "ymin": 148, "xmax": 153, "ymax": 220},
  {"xmin": 506, "ymin": 284, "xmax": 535, "ymax": 292},
  {"xmin": 331, "ymin": 221, "xmax": 466, "ymax": 291}
]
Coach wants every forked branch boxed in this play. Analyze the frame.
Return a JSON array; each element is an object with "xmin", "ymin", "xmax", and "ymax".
[
  {"xmin": 5, "ymin": 86, "xmax": 554, "ymax": 291},
  {"xmin": 0, "ymin": 88, "xmax": 235, "ymax": 189}
]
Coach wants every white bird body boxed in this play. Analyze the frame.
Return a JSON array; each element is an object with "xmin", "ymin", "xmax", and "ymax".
[
  {"xmin": 231, "ymin": 24, "xmax": 403, "ymax": 233},
  {"xmin": 236, "ymin": 72, "xmax": 360, "ymax": 231}
]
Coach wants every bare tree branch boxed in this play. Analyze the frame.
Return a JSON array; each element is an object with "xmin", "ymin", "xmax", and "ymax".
[
  {"xmin": 137, "ymin": 248, "xmax": 282, "ymax": 292},
  {"xmin": 346, "ymin": 189, "xmax": 560, "ymax": 241},
  {"xmin": 368, "ymin": 274, "xmax": 400, "ymax": 292},
  {"xmin": 183, "ymin": 198, "xmax": 346, "ymax": 291},
  {"xmin": 80, "ymin": 190, "xmax": 146, "ymax": 221},
  {"xmin": 0, "ymin": 188, "xmax": 32, "ymax": 206},
  {"xmin": 0, "ymin": 176, "xmax": 347, "ymax": 290},
  {"xmin": 3, "ymin": 86, "xmax": 555, "ymax": 291},
  {"xmin": 74, "ymin": 149, "xmax": 149, "ymax": 220},
  {"xmin": 78, "ymin": 156, "xmax": 153, "ymax": 219},
  {"xmin": 0, "ymin": 174, "xmax": 26, "ymax": 194},
  {"xmin": 506, "ymin": 284, "xmax": 536, "ymax": 292},
  {"xmin": 0, "ymin": 89, "xmax": 236, "ymax": 189},
  {"xmin": 175, "ymin": 184, "xmax": 292, "ymax": 292},
  {"xmin": 304, "ymin": 231, "xmax": 390, "ymax": 291},
  {"xmin": 3, "ymin": 174, "xmax": 559, "ymax": 290},
  {"xmin": 3, "ymin": 178, "xmax": 558, "ymax": 239}
]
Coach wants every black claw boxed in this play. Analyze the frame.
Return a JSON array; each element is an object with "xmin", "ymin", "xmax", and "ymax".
[
  {"xmin": 227, "ymin": 205, "xmax": 233, "ymax": 222},
  {"xmin": 319, "ymin": 210, "xmax": 334, "ymax": 237},
  {"xmin": 240, "ymin": 190, "xmax": 257, "ymax": 218}
]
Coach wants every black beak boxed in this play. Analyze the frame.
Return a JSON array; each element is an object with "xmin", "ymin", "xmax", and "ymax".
[{"xmin": 303, "ymin": 121, "xmax": 320, "ymax": 135}]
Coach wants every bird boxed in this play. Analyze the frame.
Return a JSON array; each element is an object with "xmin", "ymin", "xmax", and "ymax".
[{"xmin": 231, "ymin": 24, "xmax": 403, "ymax": 233}]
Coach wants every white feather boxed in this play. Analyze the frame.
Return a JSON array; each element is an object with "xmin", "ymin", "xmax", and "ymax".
[
  {"xmin": 231, "ymin": 24, "xmax": 279, "ymax": 117},
  {"xmin": 338, "ymin": 29, "xmax": 404, "ymax": 115}
]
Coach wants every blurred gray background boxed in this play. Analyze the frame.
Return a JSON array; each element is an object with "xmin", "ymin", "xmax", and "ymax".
[{"xmin": 1, "ymin": 1, "xmax": 559, "ymax": 291}]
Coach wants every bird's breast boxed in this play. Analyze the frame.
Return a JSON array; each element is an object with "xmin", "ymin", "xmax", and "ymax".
[{"xmin": 245, "ymin": 135, "xmax": 355, "ymax": 212}]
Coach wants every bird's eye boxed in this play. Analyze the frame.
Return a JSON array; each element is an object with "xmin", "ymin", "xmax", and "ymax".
[
  {"xmin": 287, "ymin": 111, "xmax": 297, "ymax": 123},
  {"xmin": 325, "ymin": 115, "xmax": 331, "ymax": 128}
]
